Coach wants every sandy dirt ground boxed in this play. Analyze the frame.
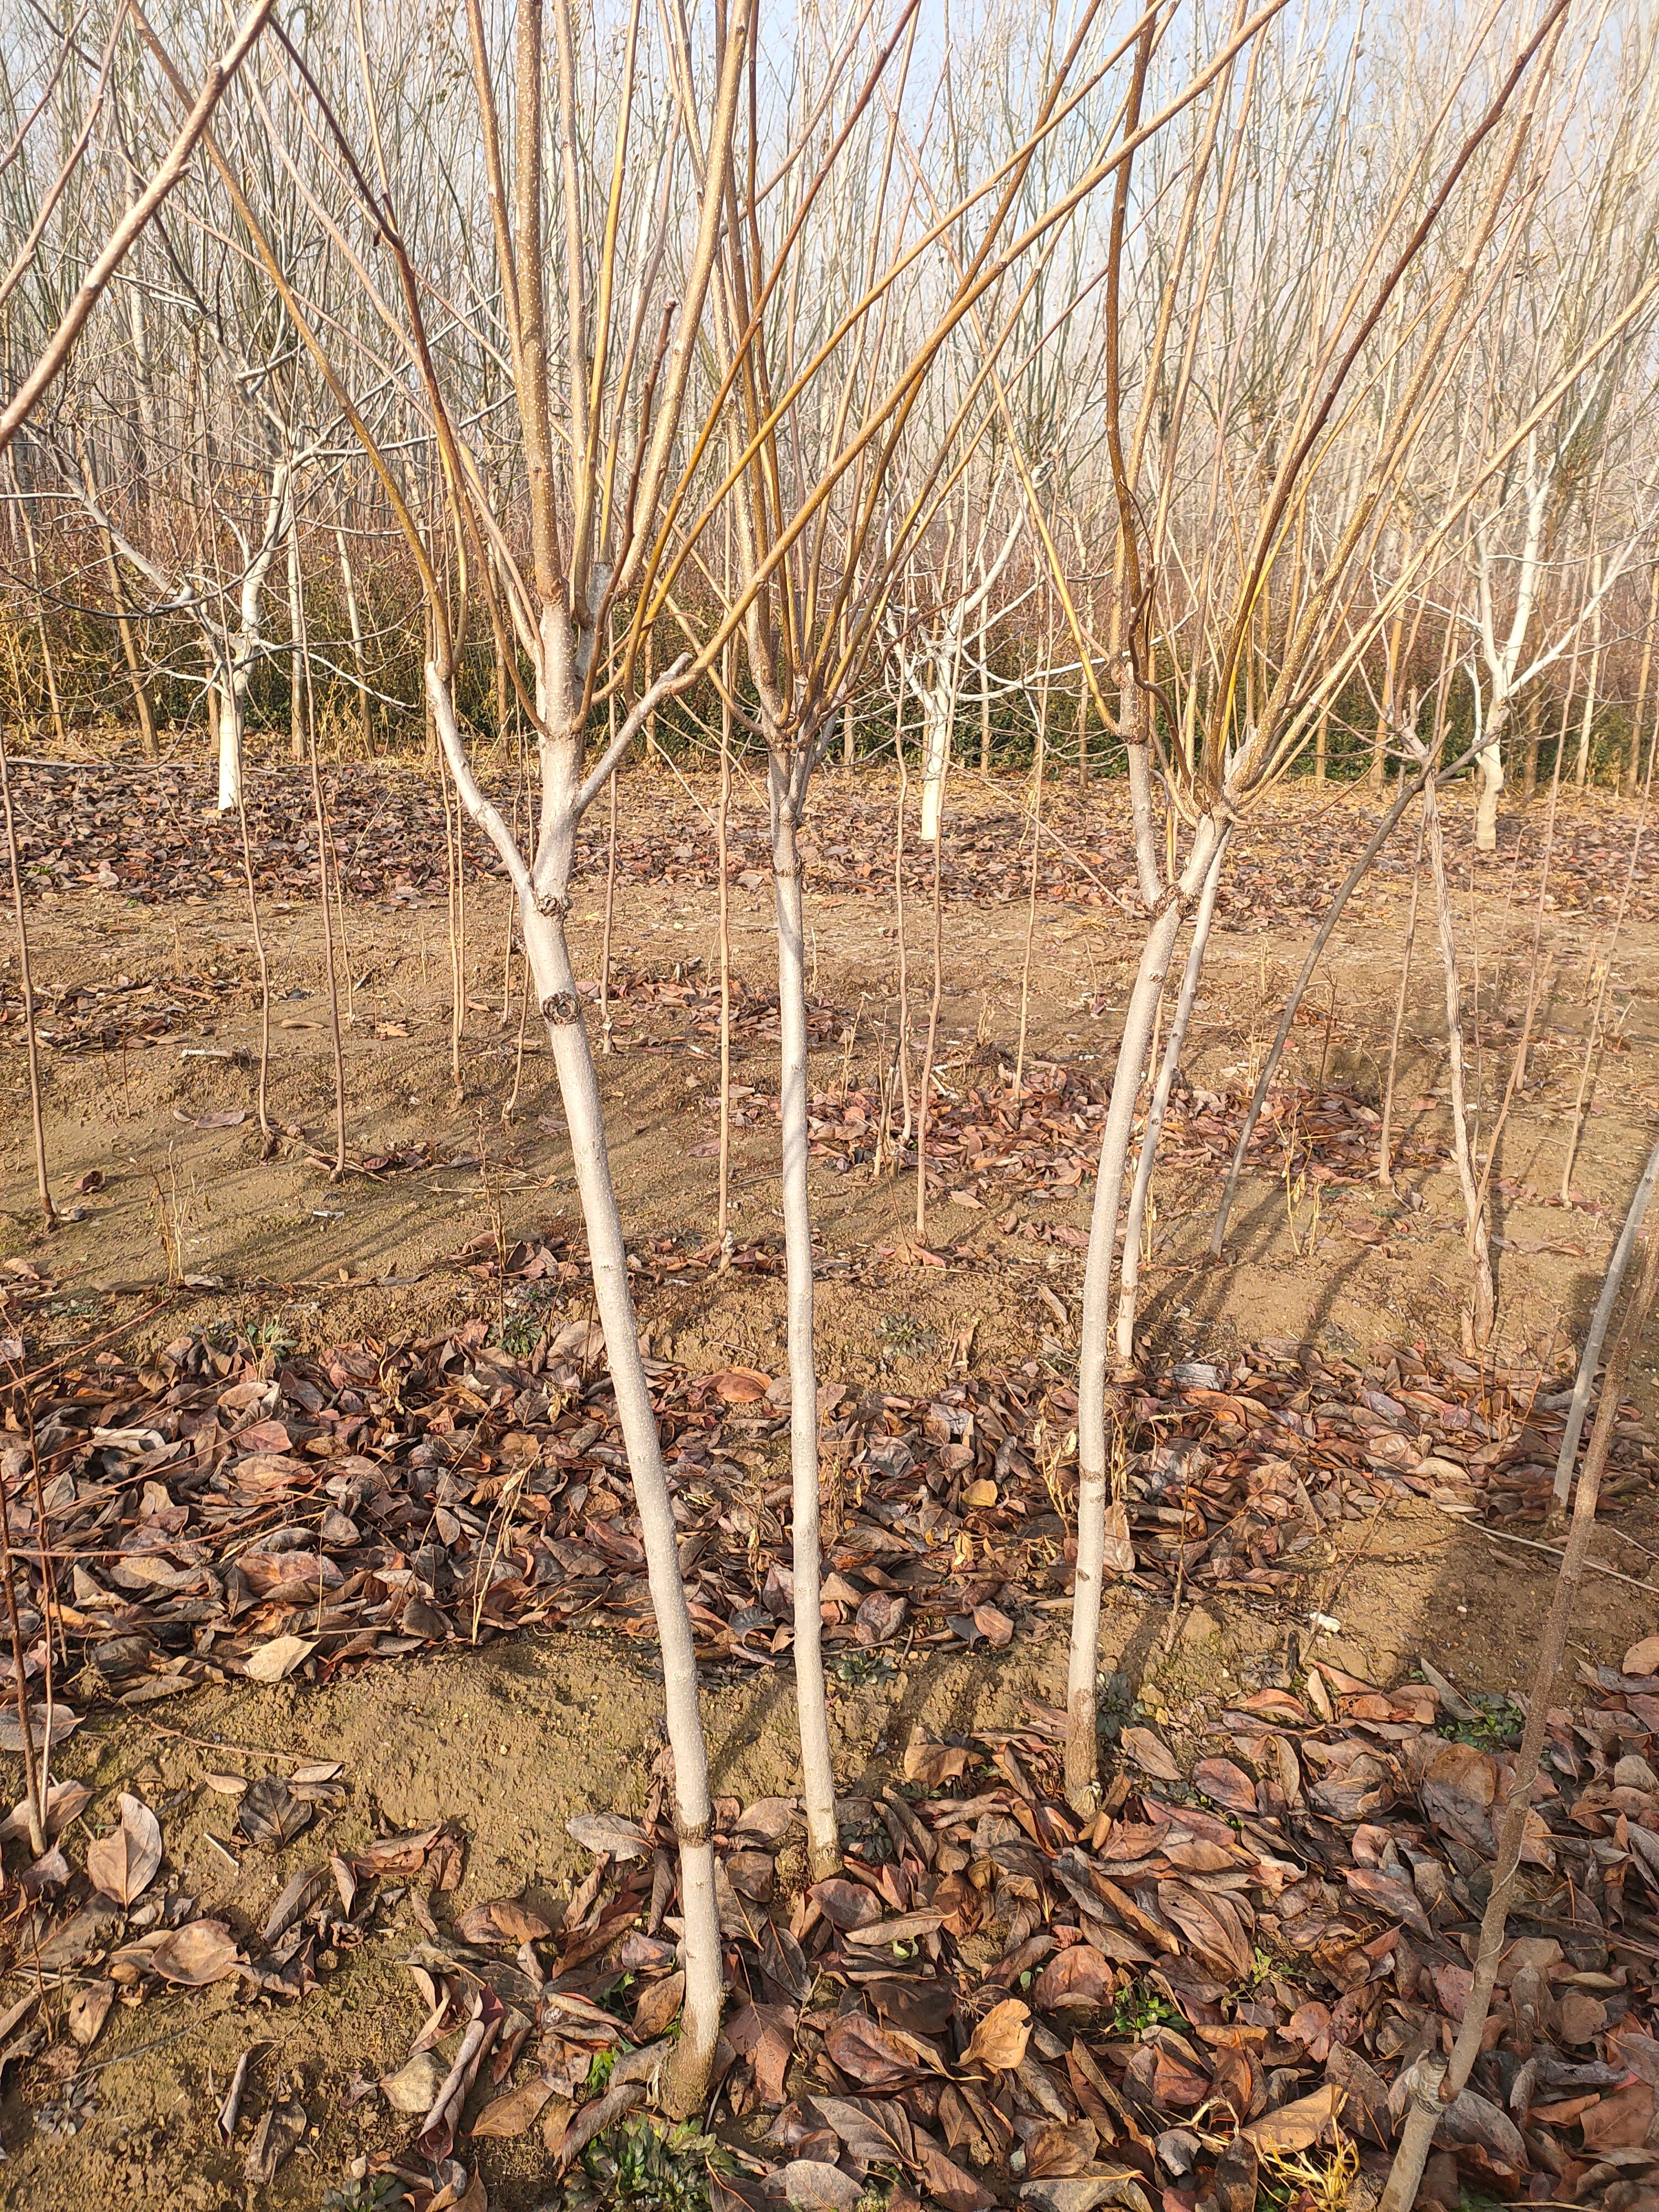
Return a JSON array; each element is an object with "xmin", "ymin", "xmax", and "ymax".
[{"xmin": 2, "ymin": 754, "xmax": 1657, "ymax": 2206}]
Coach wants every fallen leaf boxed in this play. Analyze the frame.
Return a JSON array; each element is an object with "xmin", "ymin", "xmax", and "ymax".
[
  {"xmin": 1033, "ymin": 1943, "xmax": 1116, "ymax": 2012},
  {"xmin": 471, "ymin": 2074, "xmax": 555, "ymax": 2138},
  {"xmin": 456, "ymin": 1897, "xmax": 552, "ymax": 1947},
  {"xmin": 823, "ymin": 2011, "xmax": 919, "ymax": 2089},
  {"xmin": 1120, "ymin": 1726, "xmax": 1180, "ymax": 1783},
  {"xmin": 150, "ymin": 1919, "xmax": 240, "ymax": 1985},
  {"xmin": 903, "ymin": 1727, "xmax": 971, "ymax": 1786},
  {"xmin": 67, "ymin": 1981, "xmax": 115, "ymax": 2050},
  {"xmin": 243, "ymin": 1634, "xmax": 316, "ymax": 1683},
  {"xmin": 633, "ymin": 1970, "xmax": 684, "ymax": 2039},
  {"xmin": 710, "ymin": 1368, "xmax": 771, "ymax": 1403},
  {"xmin": 236, "ymin": 1778, "xmax": 312, "ymax": 1849},
  {"xmin": 0, "ymin": 1703, "xmax": 80, "ymax": 1754},
  {"xmin": 243, "ymin": 2095, "xmax": 306, "ymax": 2184},
  {"xmin": 1192, "ymin": 1757, "xmax": 1258, "ymax": 1814},
  {"xmin": 86, "ymin": 1792, "xmax": 163, "ymax": 1906},
  {"xmin": 811, "ymin": 1877, "xmax": 884, "ymax": 1931},
  {"xmin": 776, "ymin": 2161, "xmax": 863, "ymax": 2210},
  {"xmin": 1243, "ymin": 2081, "xmax": 1340, "ymax": 2154},
  {"xmin": 0, "ymin": 1778, "xmax": 91, "ymax": 1840},
  {"xmin": 382, "ymin": 2051, "xmax": 446, "ymax": 2115},
  {"xmin": 964, "ymin": 1996, "xmax": 1031, "ymax": 2073},
  {"xmin": 566, "ymin": 1812, "xmax": 650, "ymax": 1861}
]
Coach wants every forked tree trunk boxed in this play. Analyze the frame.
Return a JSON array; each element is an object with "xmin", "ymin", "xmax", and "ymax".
[
  {"xmin": 1423, "ymin": 776, "xmax": 1495, "ymax": 1350},
  {"xmin": 1114, "ymin": 834, "xmax": 1229, "ymax": 1365},
  {"xmin": 1067, "ymin": 812, "xmax": 1223, "ymax": 1809},
  {"xmin": 426, "ymin": 661, "xmax": 722, "ymax": 2115},
  {"xmin": 768, "ymin": 748, "xmax": 840, "ymax": 1879}
]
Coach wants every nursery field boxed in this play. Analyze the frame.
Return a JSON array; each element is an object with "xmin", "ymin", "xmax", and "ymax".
[{"xmin": 2, "ymin": 756, "xmax": 1658, "ymax": 2211}]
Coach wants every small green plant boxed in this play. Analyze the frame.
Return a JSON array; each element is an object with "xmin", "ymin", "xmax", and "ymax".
[
  {"xmin": 1110, "ymin": 1980, "xmax": 1181, "ymax": 2037},
  {"xmin": 565, "ymin": 2116, "xmax": 719, "ymax": 2212},
  {"xmin": 585, "ymin": 2043, "xmax": 621, "ymax": 2094},
  {"xmin": 1235, "ymin": 1944, "xmax": 1274, "ymax": 1994},
  {"xmin": 1437, "ymin": 1692, "xmax": 1522, "ymax": 1752},
  {"xmin": 322, "ymin": 2176, "xmax": 406, "ymax": 2212},
  {"xmin": 832, "ymin": 1649, "xmax": 893, "ymax": 1687},
  {"xmin": 494, "ymin": 1281, "xmax": 561, "ymax": 1359}
]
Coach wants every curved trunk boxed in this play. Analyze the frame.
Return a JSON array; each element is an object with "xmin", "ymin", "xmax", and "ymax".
[
  {"xmin": 518, "ymin": 898, "xmax": 725, "ymax": 2114},
  {"xmin": 769, "ymin": 768, "xmax": 841, "ymax": 1878}
]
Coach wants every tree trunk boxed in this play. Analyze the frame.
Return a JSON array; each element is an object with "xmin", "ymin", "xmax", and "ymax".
[
  {"xmin": 919, "ymin": 674, "xmax": 951, "ymax": 844},
  {"xmin": 1067, "ymin": 813, "xmax": 1222, "ymax": 1809},
  {"xmin": 523, "ymin": 914, "xmax": 723, "ymax": 2110},
  {"xmin": 768, "ymin": 754, "xmax": 841, "ymax": 1879},
  {"xmin": 1114, "ymin": 836, "xmax": 1228, "ymax": 1365},
  {"xmin": 0, "ymin": 718, "xmax": 52, "ymax": 1221},
  {"xmin": 1473, "ymin": 737, "xmax": 1503, "ymax": 852},
  {"xmin": 1423, "ymin": 776, "xmax": 1495, "ymax": 1349},
  {"xmin": 425, "ymin": 655, "xmax": 725, "ymax": 2114},
  {"xmin": 287, "ymin": 526, "xmax": 306, "ymax": 763},
  {"xmin": 216, "ymin": 680, "xmax": 243, "ymax": 813}
]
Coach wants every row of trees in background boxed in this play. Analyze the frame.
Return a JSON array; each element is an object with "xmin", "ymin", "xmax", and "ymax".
[
  {"xmin": 13, "ymin": 512, "xmax": 1659, "ymax": 796},
  {"xmin": 2, "ymin": 2, "xmax": 1657, "ymax": 819},
  {"xmin": 4, "ymin": 0, "xmax": 1659, "ymax": 2146}
]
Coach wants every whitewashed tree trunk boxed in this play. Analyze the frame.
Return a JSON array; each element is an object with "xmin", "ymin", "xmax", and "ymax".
[
  {"xmin": 1114, "ymin": 835, "xmax": 1229, "ymax": 1365},
  {"xmin": 216, "ymin": 681, "xmax": 243, "ymax": 811},
  {"xmin": 918, "ymin": 659, "xmax": 954, "ymax": 845},
  {"xmin": 1424, "ymin": 775, "xmax": 1496, "ymax": 1348},
  {"xmin": 1066, "ymin": 811, "xmax": 1222, "ymax": 1811},
  {"xmin": 426, "ymin": 655, "xmax": 722, "ymax": 2115},
  {"xmin": 768, "ymin": 746, "xmax": 840, "ymax": 1877},
  {"xmin": 1474, "ymin": 735, "xmax": 1505, "ymax": 851},
  {"xmin": 218, "ymin": 458, "xmax": 291, "ymax": 811}
]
